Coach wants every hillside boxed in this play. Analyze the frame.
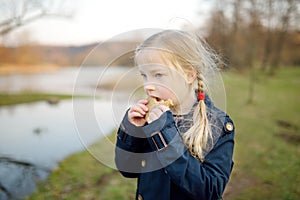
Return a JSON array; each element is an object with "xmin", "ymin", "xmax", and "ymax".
[{"xmin": 0, "ymin": 40, "xmax": 141, "ymax": 67}]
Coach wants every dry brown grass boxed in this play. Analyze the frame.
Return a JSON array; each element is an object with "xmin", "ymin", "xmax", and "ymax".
[{"xmin": 0, "ymin": 64, "xmax": 59, "ymax": 75}]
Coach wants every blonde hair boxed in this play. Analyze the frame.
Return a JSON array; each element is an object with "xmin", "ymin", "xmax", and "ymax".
[{"xmin": 135, "ymin": 30, "xmax": 220, "ymax": 161}]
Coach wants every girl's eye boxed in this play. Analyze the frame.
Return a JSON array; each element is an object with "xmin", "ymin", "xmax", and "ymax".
[
  {"xmin": 155, "ymin": 73, "xmax": 163, "ymax": 78},
  {"xmin": 140, "ymin": 73, "xmax": 147, "ymax": 79}
]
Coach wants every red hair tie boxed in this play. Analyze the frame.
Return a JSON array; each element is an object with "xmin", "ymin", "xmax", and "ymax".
[{"xmin": 198, "ymin": 92, "xmax": 205, "ymax": 101}]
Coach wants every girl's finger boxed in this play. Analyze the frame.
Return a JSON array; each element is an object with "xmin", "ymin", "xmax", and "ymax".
[
  {"xmin": 130, "ymin": 102, "xmax": 148, "ymax": 113},
  {"xmin": 129, "ymin": 105, "xmax": 146, "ymax": 115},
  {"xmin": 151, "ymin": 105, "xmax": 169, "ymax": 115},
  {"xmin": 137, "ymin": 100, "xmax": 149, "ymax": 112},
  {"xmin": 147, "ymin": 105, "xmax": 170, "ymax": 123},
  {"xmin": 137, "ymin": 99, "xmax": 148, "ymax": 104},
  {"xmin": 159, "ymin": 105, "xmax": 170, "ymax": 112},
  {"xmin": 150, "ymin": 108, "xmax": 162, "ymax": 117},
  {"xmin": 129, "ymin": 111, "xmax": 144, "ymax": 118}
]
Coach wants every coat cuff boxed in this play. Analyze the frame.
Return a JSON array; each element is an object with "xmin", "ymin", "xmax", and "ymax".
[{"xmin": 142, "ymin": 111, "xmax": 178, "ymax": 151}]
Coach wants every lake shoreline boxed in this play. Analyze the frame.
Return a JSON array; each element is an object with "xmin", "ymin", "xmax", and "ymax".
[{"xmin": 0, "ymin": 92, "xmax": 76, "ymax": 106}]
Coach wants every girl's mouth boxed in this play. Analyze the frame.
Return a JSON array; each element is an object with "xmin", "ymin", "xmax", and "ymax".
[
  {"xmin": 155, "ymin": 97, "xmax": 161, "ymax": 102},
  {"xmin": 151, "ymin": 96, "xmax": 164, "ymax": 102}
]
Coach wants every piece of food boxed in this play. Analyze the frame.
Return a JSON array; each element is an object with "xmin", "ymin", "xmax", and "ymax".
[{"xmin": 145, "ymin": 97, "xmax": 173, "ymax": 122}]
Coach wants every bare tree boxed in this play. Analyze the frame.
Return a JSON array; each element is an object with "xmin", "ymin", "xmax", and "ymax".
[
  {"xmin": 260, "ymin": 0, "xmax": 274, "ymax": 72},
  {"xmin": 245, "ymin": 0, "xmax": 264, "ymax": 103},
  {"xmin": 269, "ymin": 0, "xmax": 299, "ymax": 75},
  {"xmin": 0, "ymin": 0, "xmax": 74, "ymax": 36},
  {"xmin": 205, "ymin": 8, "xmax": 230, "ymax": 54}
]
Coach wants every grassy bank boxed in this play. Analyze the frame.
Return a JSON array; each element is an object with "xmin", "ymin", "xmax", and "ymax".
[
  {"xmin": 28, "ymin": 67, "xmax": 300, "ymax": 199},
  {"xmin": 0, "ymin": 93, "xmax": 74, "ymax": 106}
]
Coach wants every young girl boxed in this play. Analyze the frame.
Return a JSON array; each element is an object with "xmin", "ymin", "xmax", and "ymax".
[{"xmin": 115, "ymin": 30, "xmax": 235, "ymax": 200}]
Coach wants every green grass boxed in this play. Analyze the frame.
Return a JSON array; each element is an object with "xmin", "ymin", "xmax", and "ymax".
[
  {"xmin": 0, "ymin": 92, "xmax": 74, "ymax": 106},
  {"xmin": 222, "ymin": 67, "xmax": 300, "ymax": 199},
  {"xmin": 27, "ymin": 67, "xmax": 300, "ymax": 199}
]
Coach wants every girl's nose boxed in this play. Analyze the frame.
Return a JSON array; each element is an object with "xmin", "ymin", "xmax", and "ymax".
[{"xmin": 144, "ymin": 83, "xmax": 156, "ymax": 93}]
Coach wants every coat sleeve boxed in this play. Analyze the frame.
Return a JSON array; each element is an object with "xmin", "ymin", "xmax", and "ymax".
[
  {"xmin": 114, "ymin": 110, "xmax": 152, "ymax": 178},
  {"xmin": 142, "ymin": 111, "xmax": 235, "ymax": 200}
]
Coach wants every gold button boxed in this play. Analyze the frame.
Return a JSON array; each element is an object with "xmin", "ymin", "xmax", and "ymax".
[
  {"xmin": 138, "ymin": 194, "xmax": 143, "ymax": 200},
  {"xmin": 225, "ymin": 122, "xmax": 234, "ymax": 132},
  {"xmin": 141, "ymin": 160, "xmax": 146, "ymax": 167}
]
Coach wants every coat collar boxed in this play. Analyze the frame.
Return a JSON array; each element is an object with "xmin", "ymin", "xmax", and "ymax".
[{"xmin": 173, "ymin": 91, "xmax": 215, "ymax": 119}]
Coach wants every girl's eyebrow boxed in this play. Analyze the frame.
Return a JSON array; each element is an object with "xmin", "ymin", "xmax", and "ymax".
[{"xmin": 139, "ymin": 67, "xmax": 168, "ymax": 74}]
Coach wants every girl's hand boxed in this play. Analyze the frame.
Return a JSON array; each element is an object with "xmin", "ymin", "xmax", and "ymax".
[
  {"xmin": 147, "ymin": 105, "xmax": 169, "ymax": 123},
  {"xmin": 128, "ymin": 99, "xmax": 148, "ymax": 126}
]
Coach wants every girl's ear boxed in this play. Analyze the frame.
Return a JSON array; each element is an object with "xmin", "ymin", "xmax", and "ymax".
[{"xmin": 186, "ymin": 71, "xmax": 197, "ymax": 84}]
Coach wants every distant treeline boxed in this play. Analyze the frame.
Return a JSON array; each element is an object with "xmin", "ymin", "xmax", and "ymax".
[
  {"xmin": 207, "ymin": 28, "xmax": 300, "ymax": 70},
  {"xmin": 0, "ymin": 41, "xmax": 140, "ymax": 67}
]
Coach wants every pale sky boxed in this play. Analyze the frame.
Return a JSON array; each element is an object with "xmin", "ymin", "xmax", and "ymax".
[{"xmin": 2, "ymin": 0, "xmax": 213, "ymax": 46}]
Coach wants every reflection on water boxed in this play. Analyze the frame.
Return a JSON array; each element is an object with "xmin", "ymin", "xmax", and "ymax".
[{"xmin": 0, "ymin": 99, "xmax": 108, "ymax": 168}]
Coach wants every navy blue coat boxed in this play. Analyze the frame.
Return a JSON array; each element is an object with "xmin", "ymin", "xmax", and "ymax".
[{"xmin": 115, "ymin": 97, "xmax": 235, "ymax": 200}]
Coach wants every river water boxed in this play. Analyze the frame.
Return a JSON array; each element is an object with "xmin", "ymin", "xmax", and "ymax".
[{"xmin": 0, "ymin": 66, "xmax": 139, "ymax": 199}]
